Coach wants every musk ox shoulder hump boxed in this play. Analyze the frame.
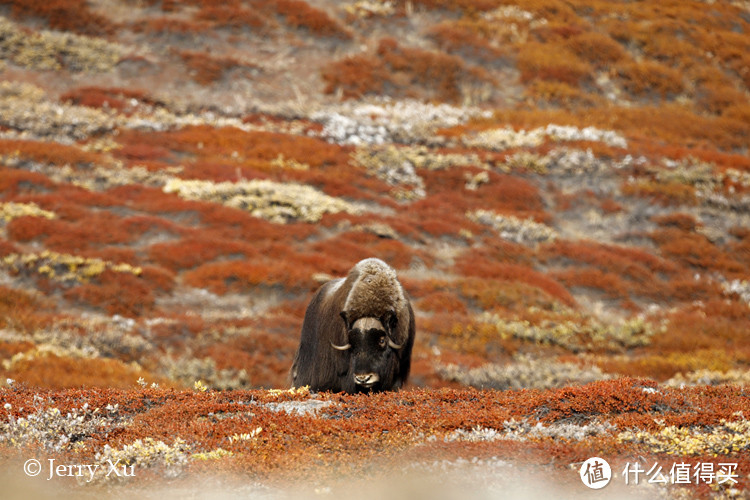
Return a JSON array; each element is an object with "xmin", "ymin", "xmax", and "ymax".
[{"xmin": 343, "ymin": 258, "xmax": 405, "ymax": 320}]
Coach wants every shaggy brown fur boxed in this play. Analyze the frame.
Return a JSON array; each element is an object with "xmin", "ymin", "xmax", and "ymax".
[{"xmin": 291, "ymin": 258, "xmax": 415, "ymax": 393}]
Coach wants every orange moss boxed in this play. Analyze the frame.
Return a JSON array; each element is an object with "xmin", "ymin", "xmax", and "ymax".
[
  {"xmin": 0, "ymin": 340, "xmax": 35, "ymax": 359},
  {"xmin": 517, "ymin": 42, "xmax": 592, "ymax": 87},
  {"xmin": 648, "ymin": 300, "xmax": 750, "ymax": 357},
  {"xmin": 455, "ymin": 249, "xmax": 574, "ymax": 306},
  {"xmin": 175, "ymin": 49, "xmax": 256, "ymax": 85},
  {"xmin": 63, "ymin": 271, "xmax": 155, "ymax": 317},
  {"xmin": 617, "ymin": 60, "xmax": 685, "ymax": 98},
  {"xmin": 457, "ymin": 277, "xmax": 564, "ymax": 314},
  {"xmin": 1, "ymin": 380, "xmax": 749, "ymax": 492},
  {"xmin": 7, "ymin": 211, "xmax": 136, "ymax": 252},
  {"xmin": 651, "ymin": 212, "xmax": 698, "ymax": 232},
  {"xmin": 265, "ymin": 0, "xmax": 351, "ymax": 39},
  {"xmin": 0, "ymin": 139, "xmax": 102, "ymax": 167},
  {"xmin": 1, "ymin": 0, "xmax": 116, "ymax": 35},
  {"xmin": 542, "ymin": 239, "xmax": 679, "ymax": 279},
  {"xmin": 565, "ymin": 31, "xmax": 628, "ymax": 68},
  {"xmin": 118, "ymin": 126, "xmax": 350, "ymax": 171},
  {"xmin": 486, "ymin": 104, "xmax": 750, "ymax": 152},
  {"xmin": 60, "ymin": 86, "xmax": 158, "ymax": 113},
  {"xmin": 132, "ymin": 16, "xmax": 210, "ymax": 34},
  {"xmin": 650, "ymin": 228, "xmax": 745, "ymax": 277},
  {"xmin": 0, "ymin": 169, "xmax": 56, "ymax": 196},
  {"xmin": 552, "ymin": 268, "xmax": 629, "ymax": 300},
  {"xmin": 198, "ymin": 330, "xmax": 299, "ymax": 388},
  {"xmin": 323, "ymin": 37, "xmax": 494, "ymax": 103},
  {"xmin": 309, "ymin": 232, "xmax": 427, "ymax": 271},
  {"xmin": 194, "ymin": 5, "xmax": 268, "ymax": 30},
  {"xmin": 599, "ymin": 198, "xmax": 623, "ymax": 214},
  {"xmin": 597, "ymin": 349, "xmax": 736, "ymax": 381},
  {"xmin": 182, "ymin": 259, "xmax": 315, "ymax": 295},
  {"xmin": 539, "ymin": 239, "xmax": 707, "ymax": 304},
  {"xmin": 427, "ymin": 21, "xmax": 508, "ymax": 64},
  {"xmin": 148, "ymin": 237, "xmax": 260, "ymax": 272},
  {"xmin": 0, "ymin": 286, "xmax": 53, "ymax": 332},
  {"xmin": 621, "ymin": 179, "xmax": 697, "ymax": 206},
  {"xmin": 417, "ymin": 168, "xmax": 547, "ymax": 223},
  {"xmin": 406, "ymin": 0, "xmax": 498, "ymax": 12},
  {"xmin": 0, "ymin": 238, "xmax": 19, "ymax": 257},
  {"xmin": 2, "ymin": 353, "xmax": 167, "ymax": 389},
  {"xmin": 321, "ymin": 53, "xmax": 389, "ymax": 99},
  {"xmin": 418, "ymin": 290, "xmax": 469, "ymax": 315},
  {"xmin": 526, "ymin": 81, "xmax": 597, "ymax": 106}
]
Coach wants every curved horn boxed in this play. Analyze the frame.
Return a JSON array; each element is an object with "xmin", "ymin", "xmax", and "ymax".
[
  {"xmin": 387, "ymin": 338, "xmax": 404, "ymax": 350},
  {"xmin": 330, "ymin": 342, "xmax": 351, "ymax": 351}
]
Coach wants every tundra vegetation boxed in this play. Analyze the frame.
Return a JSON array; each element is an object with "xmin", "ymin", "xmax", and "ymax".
[{"xmin": 0, "ymin": 0, "xmax": 749, "ymax": 497}]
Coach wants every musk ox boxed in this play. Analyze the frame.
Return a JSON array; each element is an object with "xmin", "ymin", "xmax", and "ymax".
[{"xmin": 291, "ymin": 258, "xmax": 415, "ymax": 393}]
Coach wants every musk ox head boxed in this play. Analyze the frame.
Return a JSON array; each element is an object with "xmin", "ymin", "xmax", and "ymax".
[{"xmin": 331, "ymin": 312, "xmax": 403, "ymax": 389}]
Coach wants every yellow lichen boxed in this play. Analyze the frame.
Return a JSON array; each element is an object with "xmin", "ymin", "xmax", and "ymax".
[
  {"xmin": 618, "ymin": 417, "xmax": 750, "ymax": 456},
  {"xmin": 0, "ymin": 202, "xmax": 57, "ymax": 223},
  {"xmin": 163, "ymin": 178, "xmax": 362, "ymax": 223},
  {"xmin": 2, "ymin": 251, "xmax": 142, "ymax": 284}
]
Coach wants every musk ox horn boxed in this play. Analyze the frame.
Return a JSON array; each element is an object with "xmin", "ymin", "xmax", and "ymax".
[
  {"xmin": 330, "ymin": 341, "xmax": 351, "ymax": 351},
  {"xmin": 387, "ymin": 338, "xmax": 404, "ymax": 350}
]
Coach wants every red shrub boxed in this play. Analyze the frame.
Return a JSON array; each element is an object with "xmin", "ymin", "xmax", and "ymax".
[
  {"xmin": 0, "ymin": 139, "xmax": 102, "ymax": 166},
  {"xmin": 321, "ymin": 54, "xmax": 388, "ymax": 99},
  {"xmin": 651, "ymin": 228, "xmax": 745, "ymax": 276},
  {"xmin": 518, "ymin": 42, "xmax": 592, "ymax": 86},
  {"xmin": 117, "ymin": 143, "xmax": 172, "ymax": 162},
  {"xmin": 552, "ymin": 268, "xmax": 629, "ymax": 300},
  {"xmin": 6, "ymin": 216, "xmax": 55, "ymax": 243},
  {"xmin": 194, "ymin": 5, "xmax": 268, "ymax": 30},
  {"xmin": 266, "ymin": 0, "xmax": 351, "ymax": 39},
  {"xmin": 183, "ymin": 260, "xmax": 315, "ymax": 294},
  {"xmin": 0, "ymin": 285, "xmax": 53, "ymax": 332},
  {"xmin": 148, "ymin": 237, "xmax": 260, "ymax": 272},
  {"xmin": 60, "ymin": 86, "xmax": 157, "ymax": 112},
  {"xmin": 418, "ymin": 291, "xmax": 468, "ymax": 315},
  {"xmin": 427, "ymin": 21, "xmax": 508, "ymax": 64},
  {"xmin": 455, "ymin": 249, "xmax": 574, "ymax": 306},
  {"xmin": 0, "ymin": 170, "xmax": 56, "ymax": 196},
  {"xmin": 565, "ymin": 31, "xmax": 628, "ymax": 68},
  {"xmin": 176, "ymin": 49, "xmax": 255, "ymax": 85},
  {"xmin": 3, "ymin": 353, "xmax": 166, "ymax": 389},
  {"xmin": 0, "ymin": 238, "xmax": 19, "ymax": 257},
  {"xmin": 119, "ymin": 126, "xmax": 349, "ymax": 170},
  {"xmin": 132, "ymin": 16, "xmax": 209, "ymax": 34},
  {"xmin": 616, "ymin": 60, "xmax": 685, "ymax": 98},
  {"xmin": 3, "ymin": 0, "xmax": 116, "ymax": 36},
  {"xmin": 322, "ymin": 37, "xmax": 493, "ymax": 102},
  {"xmin": 651, "ymin": 212, "xmax": 698, "ymax": 231},
  {"xmin": 139, "ymin": 265, "xmax": 176, "ymax": 293},
  {"xmin": 64, "ymin": 271, "xmax": 155, "ymax": 317}
]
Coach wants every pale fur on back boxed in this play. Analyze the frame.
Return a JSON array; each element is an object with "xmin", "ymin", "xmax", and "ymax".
[{"xmin": 343, "ymin": 258, "xmax": 405, "ymax": 319}]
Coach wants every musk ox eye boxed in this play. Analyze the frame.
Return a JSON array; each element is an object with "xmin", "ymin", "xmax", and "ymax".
[{"xmin": 378, "ymin": 335, "xmax": 387, "ymax": 348}]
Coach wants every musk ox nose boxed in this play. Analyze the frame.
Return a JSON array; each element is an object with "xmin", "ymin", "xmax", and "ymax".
[{"xmin": 354, "ymin": 373, "xmax": 379, "ymax": 386}]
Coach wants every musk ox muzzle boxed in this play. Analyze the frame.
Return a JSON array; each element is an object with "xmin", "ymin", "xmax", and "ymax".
[{"xmin": 290, "ymin": 258, "xmax": 415, "ymax": 394}]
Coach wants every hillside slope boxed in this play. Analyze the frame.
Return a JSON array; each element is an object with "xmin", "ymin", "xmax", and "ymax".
[{"xmin": 0, "ymin": 0, "xmax": 749, "ymax": 497}]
